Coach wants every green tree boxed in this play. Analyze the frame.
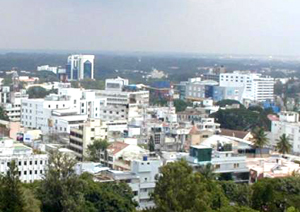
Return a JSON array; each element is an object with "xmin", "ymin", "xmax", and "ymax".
[
  {"xmin": 152, "ymin": 160, "xmax": 228, "ymax": 212},
  {"xmin": 80, "ymin": 173, "xmax": 137, "ymax": 212},
  {"xmin": 37, "ymin": 151, "xmax": 85, "ymax": 212},
  {"xmin": 219, "ymin": 181, "xmax": 251, "ymax": 207},
  {"xmin": 251, "ymin": 177, "xmax": 300, "ymax": 212},
  {"xmin": 173, "ymin": 99, "xmax": 192, "ymax": 112},
  {"xmin": 196, "ymin": 163, "xmax": 218, "ymax": 181},
  {"xmin": 252, "ymin": 127, "xmax": 269, "ymax": 158},
  {"xmin": 22, "ymin": 188, "xmax": 41, "ymax": 212},
  {"xmin": 0, "ymin": 106, "xmax": 9, "ymax": 121},
  {"xmin": 87, "ymin": 139, "xmax": 109, "ymax": 162},
  {"xmin": 276, "ymin": 133, "xmax": 292, "ymax": 155},
  {"xmin": 27, "ymin": 86, "xmax": 48, "ymax": 98},
  {"xmin": 0, "ymin": 160, "xmax": 25, "ymax": 212}
]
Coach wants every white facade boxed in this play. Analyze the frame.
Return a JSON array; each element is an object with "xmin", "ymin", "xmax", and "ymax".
[
  {"xmin": 131, "ymin": 158, "xmax": 161, "ymax": 209},
  {"xmin": 220, "ymin": 71, "xmax": 274, "ymax": 102},
  {"xmin": 66, "ymin": 55, "xmax": 95, "ymax": 80},
  {"xmin": 105, "ymin": 77, "xmax": 129, "ymax": 91},
  {"xmin": 0, "ymin": 86, "xmax": 29, "ymax": 121},
  {"xmin": 37, "ymin": 65, "xmax": 58, "ymax": 73},
  {"xmin": 0, "ymin": 139, "xmax": 48, "ymax": 183},
  {"xmin": 21, "ymin": 86, "xmax": 149, "ymax": 134},
  {"xmin": 271, "ymin": 111, "xmax": 300, "ymax": 153}
]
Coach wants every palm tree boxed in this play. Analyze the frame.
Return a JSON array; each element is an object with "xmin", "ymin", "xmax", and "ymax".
[
  {"xmin": 252, "ymin": 127, "xmax": 269, "ymax": 158},
  {"xmin": 196, "ymin": 163, "xmax": 218, "ymax": 180},
  {"xmin": 276, "ymin": 133, "xmax": 292, "ymax": 156}
]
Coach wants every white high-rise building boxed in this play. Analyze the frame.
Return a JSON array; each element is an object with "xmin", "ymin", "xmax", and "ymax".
[
  {"xmin": 219, "ymin": 71, "xmax": 274, "ymax": 102},
  {"xmin": 66, "ymin": 55, "xmax": 95, "ymax": 81},
  {"xmin": 270, "ymin": 111, "xmax": 300, "ymax": 153},
  {"xmin": 21, "ymin": 83, "xmax": 149, "ymax": 134}
]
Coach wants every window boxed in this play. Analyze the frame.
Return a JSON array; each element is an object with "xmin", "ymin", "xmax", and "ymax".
[
  {"xmin": 19, "ymin": 161, "xmax": 21, "ymax": 166},
  {"xmin": 40, "ymin": 170, "xmax": 43, "ymax": 174},
  {"xmin": 24, "ymin": 161, "xmax": 27, "ymax": 166},
  {"xmin": 91, "ymin": 128, "xmax": 95, "ymax": 132},
  {"xmin": 40, "ymin": 160, "xmax": 43, "ymax": 165},
  {"xmin": 24, "ymin": 171, "xmax": 27, "ymax": 175},
  {"xmin": 215, "ymin": 164, "xmax": 220, "ymax": 169},
  {"xmin": 35, "ymin": 161, "xmax": 37, "ymax": 165},
  {"xmin": 234, "ymin": 163, "xmax": 239, "ymax": 168},
  {"xmin": 30, "ymin": 170, "xmax": 32, "ymax": 175},
  {"xmin": 35, "ymin": 170, "xmax": 37, "ymax": 174}
]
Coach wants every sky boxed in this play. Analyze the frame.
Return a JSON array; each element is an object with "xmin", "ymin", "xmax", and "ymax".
[{"xmin": 1, "ymin": 0, "xmax": 300, "ymax": 56}]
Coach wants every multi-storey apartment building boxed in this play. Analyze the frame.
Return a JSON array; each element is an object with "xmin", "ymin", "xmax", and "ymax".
[
  {"xmin": 69, "ymin": 119, "xmax": 108, "ymax": 160},
  {"xmin": 219, "ymin": 71, "xmax": 274, "ymax": 102},
  {"xmin": 270, "ymin": 111, "xmax": 300, "ymax": 153},
  {"xmin": 0, "ymin": 138, "xmax": 48, "ymax": 183},
  {"xmin": 0, "ymin": 86, "xmax": 28, "ymax": 121}
]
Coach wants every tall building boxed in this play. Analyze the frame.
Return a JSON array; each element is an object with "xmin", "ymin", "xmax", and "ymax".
[
  {"xmin": 69, "ymin": 119, "xmax": 108, "ymax": 160},
  {"xmin": 66, "ymin": 55, "xmax": 95, "ymax": 81},
  {"xmin": 219, "ymin": 71, "xmax": 274, "ymax": 102},
  {"xmin": 270, "ymin": 111, "xmax": 300, "ymax": 153}
]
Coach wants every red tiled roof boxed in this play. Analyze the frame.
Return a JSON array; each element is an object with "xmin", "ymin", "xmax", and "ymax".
[
  {"xmin": 267, "ymin": 114, "xmax": 279, "ymax": 122},
  {"xmin": 189, "ymin": 125, "xmax": 200, "ymax": 135},
  {"xmin": 107, "ymin": 142, "xmax": 129, "ymax": 155},
  {"xmin": 220, "ymin": 128, "xmax": 249, "ymax": 139}
]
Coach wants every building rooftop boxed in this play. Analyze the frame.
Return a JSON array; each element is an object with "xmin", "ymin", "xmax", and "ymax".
[
  {"xmin": 220, "ymin": 129, "xmax": 250, "ymax": 139},
  {"xmin": 107, "ymin": 142, "xmax": 130, "ymax": 155}
]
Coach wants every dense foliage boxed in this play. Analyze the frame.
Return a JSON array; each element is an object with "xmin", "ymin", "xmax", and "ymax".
[
  {"xmin": 174, "ymin": 99, "xmax": 193, "ymax": 112},
  {"xmin": 27, "ymin": 86, "xmax": 57, "ymax": 99},
  {"xmin": 87, "ymin": 139, "xmax": 110, "ymax": 162},
  {"xmin": 210, "ymin": 106, "xmax": 272, "ymax": 131},
  {"xmin": 145, "ymin": 160, "xmax": 300, "ymax": 212},
  {"xmin": 0, "ymin": 152, "xmax": 136, "ymax": 212},
  {"xmin": 0, "ymin": 106, "xmax": 9, "ymax": 121}
]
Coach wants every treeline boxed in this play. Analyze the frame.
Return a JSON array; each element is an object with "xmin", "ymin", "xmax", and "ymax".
[
  {"xmin": 210, "ymin": 101, "xmax": 273, "ymax": 131},
  {"xmin": 144, "ymin": 160, "xmax": 300, "ymax": 212},
  {"xmin": 2, "ymin": 154, "xmax": 300, "ymax": 212},
  {"xmin": 0, "ymin": 152, "xmax": 136, "ymax": 212}
]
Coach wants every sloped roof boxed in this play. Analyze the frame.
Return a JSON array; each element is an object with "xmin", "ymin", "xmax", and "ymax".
[
  {"xmin": 220, "ymin": 129, "xmax": 250, "ymax": 139},
  {"xmin": 107, "ymin": 142, "xmax": 129, "ymax": 155},
  {"xmin": 189, "ymin": 125, "xmax": 200, "ymax": 135}
]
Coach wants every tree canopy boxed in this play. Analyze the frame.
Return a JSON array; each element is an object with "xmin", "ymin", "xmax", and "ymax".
[
  {"xmin": 276, "ymin": 133, "xmax": 293, "ymax": 155},
  {"xmin": 210, "ymin": 106, "xmax": 272, "ymax": 131}
]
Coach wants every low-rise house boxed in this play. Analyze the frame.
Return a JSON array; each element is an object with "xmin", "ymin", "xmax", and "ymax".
[{"xmin": 99, "ymin": 142, "xmax": 148, "ymax": 171}]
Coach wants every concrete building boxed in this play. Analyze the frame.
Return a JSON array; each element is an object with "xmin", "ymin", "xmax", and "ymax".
[
  {"xmin": 99, "ymin": 141, "xmax": 148, "ymax": 170},
  {"xmin": 69, "ymin": 119, "xmax": 108, "ymax": 160},
  {"xmin": 131, "ymin": 158, "xmax": 161, "ymax": 209},
  {"xmin": 220, "ymin": 71, "xmax": 274, "ymax": 102},
  {"xmin": 0, "ymin": 138, "xmax": 48, "ymax": 183},
  {"xmin": 185, "ymin": 78, "xmax": 218, "ymax": 101},
  {"xmin": 270, "ymin": 111, "xmax": 300, "ymax": 153},
  {"xmin": 211, "ymin": 86, "xmax": 244, "ymax": 102},
  {"xmin": 0, "ymin": 86, "xmax": 28, "ymax": 121},
  {"xmin": 187, "ymin": 144, "xmax": 249, "ymax": 182},
  {"xmin": 105, "ymin": 77, "xmax": 129, "ymax": 91},
  {"xmin": 66, "ymin": 55, "xmax": 95, "ymax": 80}
]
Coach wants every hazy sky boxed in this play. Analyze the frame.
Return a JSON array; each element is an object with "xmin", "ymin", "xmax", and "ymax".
[{"xmin": 1, "ymin": 0, "xmax": 300, "ymax": 55}]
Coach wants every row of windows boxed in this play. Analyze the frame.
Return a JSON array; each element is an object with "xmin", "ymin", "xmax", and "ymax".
[
  {"xmin": 18, "ymin": 160, "xmax": 45, "ymax": 166},
  {"xmin": 19, "ymin": 170, "xmax": 43, "ymax": 176}
]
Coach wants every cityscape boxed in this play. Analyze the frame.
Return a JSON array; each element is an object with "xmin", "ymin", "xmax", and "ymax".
[{"xmin": 0, "ymin": 0, "xmax": 300, "ymax": 212}]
